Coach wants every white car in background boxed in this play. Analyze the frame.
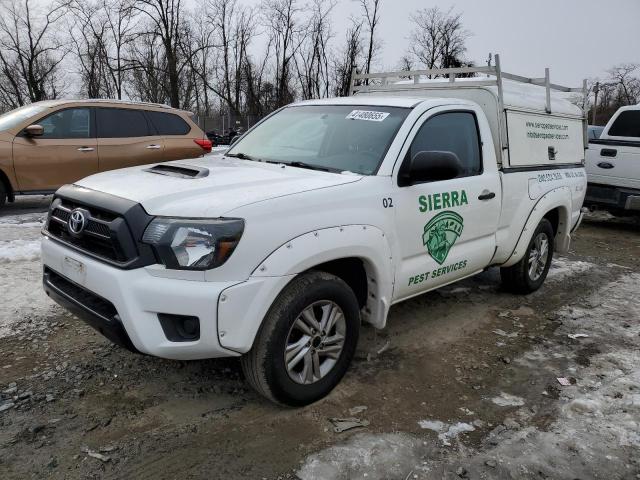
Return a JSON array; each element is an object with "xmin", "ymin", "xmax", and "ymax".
[{"xmin": 585, "ymin": 105, "xmax": 640, "ymax": 215}]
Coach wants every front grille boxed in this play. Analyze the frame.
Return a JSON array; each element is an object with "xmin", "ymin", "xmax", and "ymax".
[
  {"xmin": 46, "ymin": 199, "xmax": 132, "ymax": 263},
  {"xmin": 51, "ymin": 206, "xmax": 111, "ymax": 238},
  {"xmin": 44, "ymin": 185, "xmax": 158, "ymax": 270},
  {"xmin": 45, "ymin": 268, "xmax": 117, "ymax": 320}
]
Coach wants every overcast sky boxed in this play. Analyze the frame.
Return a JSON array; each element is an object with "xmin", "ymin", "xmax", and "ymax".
[{"xmin": 259, "ymin": 0, "xmax": 639, "ymax": 87}]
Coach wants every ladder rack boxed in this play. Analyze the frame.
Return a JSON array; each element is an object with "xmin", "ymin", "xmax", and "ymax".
[{"xmin": 349, "ymin": 54, "xmax": 588, "ymax": 115}]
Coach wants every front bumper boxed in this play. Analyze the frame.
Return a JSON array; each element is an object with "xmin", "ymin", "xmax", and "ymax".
[
  {"xmin": 44, "ymin": 268, "xmax": 138, "ymax": 353},
  {"xmin": 42, "ymin": 236, "xmax": 244, "ymax": 360}
]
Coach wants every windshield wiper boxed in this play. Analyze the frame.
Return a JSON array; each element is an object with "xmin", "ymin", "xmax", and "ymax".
[
  {"xmin": 227, "ymin": 154, "xmax": 337, "ymax": 173},
  {"xmin": 226, "ymin": 152, "xmax": 259, "ymax": 161},
  {"xmin": 282, "ymin": 161, "xmax": 336, "ymax": 173}
]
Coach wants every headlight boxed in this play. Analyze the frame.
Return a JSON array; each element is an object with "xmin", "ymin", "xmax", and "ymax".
[{"xmin": 142, "ymin": 218, "xmax": 244, "ymax": 270}]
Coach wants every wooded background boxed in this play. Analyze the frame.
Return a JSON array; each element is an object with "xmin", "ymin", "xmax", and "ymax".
[{"xmin": 0, "ymin": 0, "xmax": 637, "ymax": 128}]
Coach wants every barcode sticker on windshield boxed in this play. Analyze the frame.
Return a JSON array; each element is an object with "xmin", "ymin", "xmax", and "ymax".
[{"xmin": 346, "ymin": 110, "xmax": 390, "ymax": 122}]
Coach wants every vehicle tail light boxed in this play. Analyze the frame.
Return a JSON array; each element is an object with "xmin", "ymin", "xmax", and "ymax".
[{"xmin": 194, "ymin": 138, "xmax": 213, "ymax": 153}]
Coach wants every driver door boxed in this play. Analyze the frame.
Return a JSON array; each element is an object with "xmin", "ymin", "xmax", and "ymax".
[
  {"xmin": 392, "ymin": 106, "xmax": 501, "ymax": 301},
  {"xmin": 13, "ymin": 107, "xmax": 98, "ymax": 191}
]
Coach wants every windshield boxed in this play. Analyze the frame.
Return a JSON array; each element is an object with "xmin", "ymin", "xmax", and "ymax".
[
  {"xmin": 0, "ymin": 104, "xmax": 49, "ymax": 132},
  {"xmin": 227, "ymin": 105, "xmax": 410, "ymax": 175}
]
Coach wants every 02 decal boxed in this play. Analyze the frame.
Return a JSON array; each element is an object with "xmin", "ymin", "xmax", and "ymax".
[{"xmin": 422, "ymin": 211, "xmax": 464, "ymax": 265}]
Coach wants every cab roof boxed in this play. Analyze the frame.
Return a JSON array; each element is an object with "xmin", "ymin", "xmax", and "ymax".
[{"xmin": 292, "ymin": 96, "xmax": 470, "ymax": 109}]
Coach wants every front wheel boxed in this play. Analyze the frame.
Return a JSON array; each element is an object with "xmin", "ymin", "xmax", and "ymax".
[
  {"xmin": 241, "ymin": 271, "xmax": 360, "ymax": 406},
  {"xmin": 500, "ymin": 218, "xmax": 554, "ymax": 294}
]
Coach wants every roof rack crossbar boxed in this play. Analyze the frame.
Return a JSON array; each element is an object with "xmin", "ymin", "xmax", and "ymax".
[
  {"xmin": 354, "ymin": 79, "xmax": 499, "ymax": 93},
  {"xmin": 355, "ymin": 65, "xmax": 495, "ymax": 80}
]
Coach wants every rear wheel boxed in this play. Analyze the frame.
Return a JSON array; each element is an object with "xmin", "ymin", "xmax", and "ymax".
[
  {"xmin": 0, "ymin": 182, "xmax": 6, "ymax": 209},
  {"xmin": 501, "ymin": 218, "xmax": 554, "ymax": 294},
  {"xmin": 241, "ymin": 271, "xmax": 360, "ymax": 406}
]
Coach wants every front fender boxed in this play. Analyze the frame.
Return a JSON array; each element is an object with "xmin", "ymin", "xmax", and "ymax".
[
  {"xmin": 253, "ymin": 224, "xmax": 394, "ymax": 327},
  {"xmin": 501, "ymin": 186, "xmax": 572, "ymax": 267},
  {"xmin": 216, "ymin": 225, "xmax": 394, "ymax": 354}
]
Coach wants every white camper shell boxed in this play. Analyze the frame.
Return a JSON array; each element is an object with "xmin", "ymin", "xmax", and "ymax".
[{"xmin": 351, "ymin": 55, "xmax": 587, "ymax": 169}]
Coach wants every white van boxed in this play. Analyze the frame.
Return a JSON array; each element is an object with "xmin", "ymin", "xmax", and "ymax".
[{"xmin": 42, "ymin": 56, "xmax": 587, "ymax": 405}]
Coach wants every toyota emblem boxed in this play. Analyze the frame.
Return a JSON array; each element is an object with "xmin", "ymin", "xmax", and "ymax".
[{"xmin": 68, "ymin": 209, "xmax": 87, "ymax": 235}]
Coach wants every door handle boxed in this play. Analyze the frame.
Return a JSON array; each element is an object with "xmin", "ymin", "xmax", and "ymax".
[
  {"xmin": 597, "ymin": 162, "xmax": 614, "ymax": 169},
  {"xmin": 146, "ymin": 144, "xmax": 161, "ymax": 150},
  {"xmin": 478, "ymin": 191, "xmax": 496, "ymax": 201},
  {"xmin": 77, "ymin": 147, "xmax": 94, "ymax": 152},
  {"xmin": 600, "ymin": 148, "xmax": 617, "ymax": 157}
]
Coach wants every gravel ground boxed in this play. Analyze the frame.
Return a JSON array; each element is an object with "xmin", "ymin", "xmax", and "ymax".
[{"xmin": 0, "ymin": 197, "xmax": 639, "ymax": 479}]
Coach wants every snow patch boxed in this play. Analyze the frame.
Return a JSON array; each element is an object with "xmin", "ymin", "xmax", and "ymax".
[
  {"xmin": 547, "ymin": 257, "xmax": 594, "ymax": 280},
  {"xmin": 0, "ymin": 212, "xmax": 45, "ymax": 226},
  {"xmin": 418, "ymin": 419, "xmax": 475, "ymax": 446},
  {"xmin": 417, "ymin": 419, "xmax": 446, "ymax": 432},
  {"xmin": 0, "ymin": 240, "xmax": 41, "ymax": 263},
  {"xmin": 491, "ymin": 392, "xmax": 525, "ymax": 407},
  {"xmin": 297, "ymin": 433, "xmax": 426, "ymax": 480}
]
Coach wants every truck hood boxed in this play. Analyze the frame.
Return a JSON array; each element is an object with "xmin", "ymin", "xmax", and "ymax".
[{"xmin": 76, "ymin": 156, "xmax": 363, "ymax": 217}]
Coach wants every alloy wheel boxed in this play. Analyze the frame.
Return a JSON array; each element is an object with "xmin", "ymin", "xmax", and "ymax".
[
  {"xmin": 284, "ymin": 300, "xmax": 346, "ymax": 385},
  {"xmin": 528, "ymin": 232, "xmax": 550, "ymax": 281}
]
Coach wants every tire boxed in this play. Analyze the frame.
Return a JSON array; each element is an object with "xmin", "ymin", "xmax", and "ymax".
[
  {"xmin": 0, "ymin": 182, "xmax": 6, "ymax": 209},
  {"xmin": 241, "ymin": 271, "xmax": 360, "ymax": 407},
  {"xmin": 500, "ymin": 218, "xmax": 554, "ymax": 294}
]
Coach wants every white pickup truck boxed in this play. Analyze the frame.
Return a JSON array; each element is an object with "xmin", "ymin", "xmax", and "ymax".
[
  {"xmin": 41, "ymin": 59, "xmax": 587, "ymax": 406},
  {"xmin": 585, "ymin": 104, "xmax": 640, "ymax": 215}
]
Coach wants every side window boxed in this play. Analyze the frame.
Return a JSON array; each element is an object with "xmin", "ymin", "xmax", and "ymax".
[
  {"xmin": 146, "ymin": 111, "xmax": 191, "ymax": 135},
  {"xmin": 410, "ymin": 112, "xmax": 482, "ymax": 177},
  {"xmin": 38, "ymin": 108, "xmax": 91, "ymax": 139},
  {"xmin": 96, "ymin": 108, "xmax": 150, "ymax": 138},
  {"xmin": 608, "ymin": 111, "xmax": 640, "ymax": 138}
]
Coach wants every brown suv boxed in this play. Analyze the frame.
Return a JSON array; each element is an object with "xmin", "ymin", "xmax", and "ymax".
[{"xmin": 0, "ymin": 100, "xmax": 212, "ymax": 207}]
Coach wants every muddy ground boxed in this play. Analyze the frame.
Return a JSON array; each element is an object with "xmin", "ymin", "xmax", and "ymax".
[{"xmin": 0, "ymin": 197, "xmax": 639, "ymax": 479}]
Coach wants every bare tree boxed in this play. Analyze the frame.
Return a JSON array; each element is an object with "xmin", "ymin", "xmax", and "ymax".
[
  {"xmin": 103, "ymin": 0, "xmax": 139, "ymax": 99},
  {"xmin": 244, "ymin": 43, "xmax": 274, "ymax": 116},
  {"xmin": 408, "ymin": 6, "xmax": 470, "ymax": 74},
  {"xmin": 68, "ymin": 1, "xmax": 111, "ymax": 98},
  {"xmin": 332, "ymin": 20, "xmax": 363, "ymax": 97},
  {"xmin": 127, "ymin": 31, "xmax": 168, "ymax": 104},
  {"xmin": 261, "ymin": 0, "xmax": 307, "ymax": 107},
  {"xmin": 0, "ymin": 0, "xmax": 70, "ymax": 109},
  {"xmin": 607, "ymin": 63, "xmax": 640, "ymax": 106},
  {"xmin": 204, "ymin": 0, "xmax": 255, "ymax": 116},
  {"xmin": 589, "ymin": 64, "xmax": 640, "ymax": 124},
  {"xmin": 356, "ymin": 0, "xmax": 381, "ymax": 80},
  {"xmin": 295, "ymin": 0, "xmax": 335, "ymax": 100},
  {"xmin": 134, "ymin": 0, "xmax": 208, "ymax": 108},
  {"xmin": 68, "ymin": 0, "xmax": 138, "ymax": 99}
]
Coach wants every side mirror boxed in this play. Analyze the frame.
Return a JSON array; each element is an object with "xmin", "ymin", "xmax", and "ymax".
[
  {"xmin": 24, "ymin": 124, "xmax": 44, "ymax": 137},
  {"xmin": 399, "ymin": 150, "xmax": 463, "ymax": 186}
]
